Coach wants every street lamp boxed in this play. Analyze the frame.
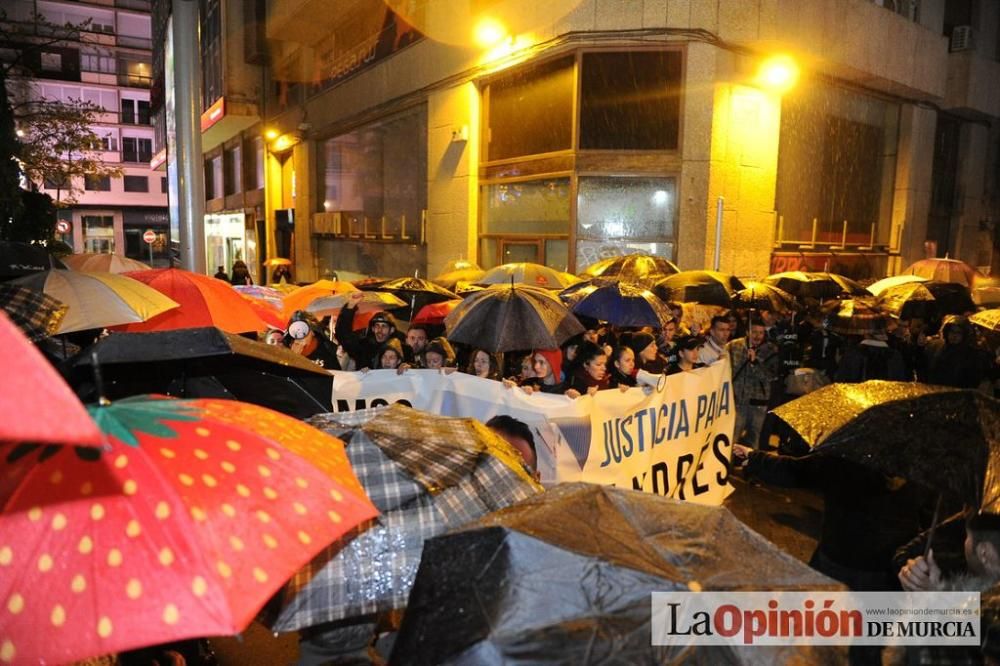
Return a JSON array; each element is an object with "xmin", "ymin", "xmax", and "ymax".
[{"xmin": 756, "ymin": 54, "xmax": 799, "ymax": 95}]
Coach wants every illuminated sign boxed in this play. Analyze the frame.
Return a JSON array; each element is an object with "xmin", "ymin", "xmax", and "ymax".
[{"xmin": 200, "ymin": 97, "xmax": 226, "ymax": 132}]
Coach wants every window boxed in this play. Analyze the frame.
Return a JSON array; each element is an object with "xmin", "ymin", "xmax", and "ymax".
[
  {"xmin": 576, "ymin": 176, "xmax": 677, "ymax": 269},
  {"xmin": 121, "ymin": 137, "xmax": 152, "ymax": 163},
  {"xmin": 120, "ymin": 98, "xmax": 150, "ymax": 125},
  {"xmin": 484, "ymin": 56, "xmax": 574, "ymax": 162},
  {"xmin": 775, "ymin": 84, "xmax": 899, "ymax": 249},
  {"xmin": 40, "ymin": 52, "xmax": 62, "ymax": 72},
  {"xmin": 123, "ymin": 175, "xmax": 148, "ymax": 192},
  {"xmin": 88, "ymin": 131, "xmax": 117, "ymax": 152},
  {"xmin": 84, "ymin": 175, "xmax": 111, "ymax": 191},
  {"xmin": 480, "ymin": 178, "xmax": 571, "ymax": 269},
  {"xmin": 82, "ymin": 215, "xmax": 115, "ymax": 254},
  {"xmin": 81, "ymin": 52, "xmax": 116, "ymax": 74},
  {"xmin": 224, "ymin": 145, "xmax": 242, "ymax": 195},
  {"xmin": 44, "ymin": 175, "xmax": 68, "ymax": 190},
  {"xmin": 579, "ymin": 51, "xmax": 682, "ymax": 150},
  {"xmin": 161, "ymin": 176, "xmax": 167, "ymax": 193},
  {"xmin": 81, "ymin": 88, "xmax": 118, "ymax": 112}
]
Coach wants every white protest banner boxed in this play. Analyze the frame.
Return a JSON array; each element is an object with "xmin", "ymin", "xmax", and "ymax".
[{"xmin": 330, "ymin": 359, "xmax": 734, "ymax": 505}]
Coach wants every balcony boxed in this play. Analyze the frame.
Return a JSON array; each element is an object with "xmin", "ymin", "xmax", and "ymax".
[
  {"xmin": 121, "ymin": 150, "xmax": 152, "ymax": 164},
  {"xmin": 116, "ymin": 35, "xmax": 152, "ymax": 50}
]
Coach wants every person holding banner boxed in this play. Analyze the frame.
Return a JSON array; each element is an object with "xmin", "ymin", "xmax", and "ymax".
[
  {"xmin": 422, "ymin": 337, "xmax": 457, "ymax": 369},
  {"xmin": 521, "ymin": 349, "xmax": 576, "ymax": 396},
  {"xmin": 465, "ymin": 348, "xmax": 501, "ymax": 380},
  {"xmin": 565, "ymin": 341, "xmax": 610, "ymax": 396},
  {"xmin": 608, "ymin": 345, "xmax": 637, "ymax": 388},
  {"xmin": 666, "ymin": 335, "xmax": 706, "ymax": 375}
]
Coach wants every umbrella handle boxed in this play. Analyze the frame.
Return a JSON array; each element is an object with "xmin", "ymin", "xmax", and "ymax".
[{"xmin": 923, "ymin": 493, "xmax": 943, "ymax": 559}]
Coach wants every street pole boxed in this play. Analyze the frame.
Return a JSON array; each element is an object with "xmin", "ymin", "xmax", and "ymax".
[{"xmin": 171, "ymin": 0, "xmax": 206, "ymax": 273}]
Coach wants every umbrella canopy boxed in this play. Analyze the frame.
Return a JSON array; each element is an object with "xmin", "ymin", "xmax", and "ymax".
[
  {"xmin": 444, "ymin": 283, "xmax": 584, "ymax": 353},
  {"xmin": 867, "ymin": 274, "xmax": 928, "ymax": 296},
  {"xmin": 730, "ymin": 280, "xmax": 798, "ymax": 313},
  {"xmin": 568, "ymin": 280, "xmax": 672, "ymax": 328},
  {"xmin": 0, "ymin": 396, "xmax": 377, "ymax": 665},
  {"xmin": 390, "ymin": 483, "xmax": 844, "ymax": 665},
  {"xmin": 240, "ymin": 295, "xmax": 285, "ymax": 329},
  {"xmin": 773, "ymin": 381, "xmax": 1000, "ymax": 510},
  {"xmin": 823, "ymin": 298, "xmax": 886, "ymax": 337},
  {"xmin": 0, "ymin": 241, "xmax": 63, "ymax": 279},
  {"xmin": 0, "ymin": 311, "xmax": 102, "ymax": 447},
  {"xmin": 359, "ymin": 276, "xmax": 459, "ymax": 320},
  {"xmin": 272, "ymin": 404, "xmax": 540, "ymax": 631},
  {"xmin": 479, "ymin": 262, "xmax": 578, "ymax": 289},
  {"xmin": 62, "ymin": 253, "xmax": 150, "ymax": 273},
  {"xmin": 653, "ymin": 270, "xmax": 745, "ymax": 307},
  {"xmin": 233, "ymin": 284, "xmax": 285, "ymax": 311},
  {"xmin": 973, "ymin": 286, "xmax": 1000, "ymax": 308},
  {"xmin": 71, "ymin": 327, "xmax": 335, "ymax": 419},
  {"xmin": 411, "ymin": 299, "xmax": 462, "ymax": 325},
  {"xmin": 282, "ymin": 280, "xmax": 359, "ymax": 318},
  {"xmin": 433, "ymin": 259, "xmax": 485, "ymax": 289},
  {"xmin": 581, "ymin": 254, "xmax": 680, "ymax": 285},
  {"xmin": 0, "ymin": 284, "xmax": 67, "ymax": 341},
  {"xmin": 970, "ymin": 309, "xmax": 1000, "ymax": 333},
  {"xmin": 305, "ymin": 291, "xmax": 406, "ymax": 318},
  {"xmin": 904, "ymin": 257, "xmax": 983, "ymax": 287},
  {"xmin": 10, "ymin": 269, "xmax": 179, "ymax": 334},
  {"xmin": 876, "ymin": 281, "xmax": 976, "ymax": 320},
  {"xmin": 118, "ymin": 268, "xmax": 266, "ymax": 334},
  {"xmin": 763, "ymin": 271, "xmax": 846, "ymax": 300}
]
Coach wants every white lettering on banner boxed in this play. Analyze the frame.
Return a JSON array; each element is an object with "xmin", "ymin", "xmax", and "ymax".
[{"xmin": 330, "ymin": 359, "xmax": 735, "ymax": 505}]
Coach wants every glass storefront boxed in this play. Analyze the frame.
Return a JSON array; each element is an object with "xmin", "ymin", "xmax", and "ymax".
[
  {"xmin": 82, "ymin": 215, "xmax": 115, "ymax": 253},
  {"xmin": 204, "ymin": 212, "xmax": 257, "ymax": 281},
  {"xmin": 480, "ymin": 178, "xmax": 570, "ymax": 270}
]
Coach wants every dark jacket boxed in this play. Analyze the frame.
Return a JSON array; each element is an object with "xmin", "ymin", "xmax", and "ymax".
[
  {"xmin": 835, "ymin": 340, "xmax": 909, "ymax": 383},
  {"xmin": 921, "ymin": 318, "xmax": 987, "ymax": 389},
  {"xmin": 565, "ymin": 367, "xmax": 610, "ymax": 394},
  {"xmin": 335, "ymin": 307, "xmax": 409, "ymax": 370},
  {"xmin": 608, "ymin": 366, "xmax": 636, "ymax": 388}
]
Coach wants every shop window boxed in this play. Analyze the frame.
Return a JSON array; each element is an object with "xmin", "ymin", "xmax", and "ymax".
[
  {"xmin": 484, "ymin": 56, "xmax": 573, "ymax": 162},
  {"xmin": 480, "ymin": 178, "xmax": 570, "ymax": 269},
  {"xmin": 123, "ymin": 175, "xmax": 148, "ymax": 192},
  {"xmin": 83, "ymin": 215, "xmax": 114, "ymax": 253},
  {"xmin": 775, "ymin": 84, "xmax": 898, "ymax": 248},
  {"xmin": 579, "ymin": 51, "xmax": 682, "ymax": 150},
  {"xmin": 576, "ymin": 176, "xmax": 677, "ymax": 270}
]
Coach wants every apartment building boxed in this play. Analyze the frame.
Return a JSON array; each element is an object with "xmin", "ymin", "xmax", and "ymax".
[
  {"xmin": 2, "ymin": 0, "xmax": 169, "ymax": 265},
  {"xmin": 250, "ymin": 0, "xmax": 999, "ymax": 282}
]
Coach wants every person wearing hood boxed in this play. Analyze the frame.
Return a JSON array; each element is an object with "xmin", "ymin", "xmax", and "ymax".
[
  {"xmin": 375, "ymin": 338, "xmax": 406, "ymax": 370},
  {"xmin": 335, "ymin": 291, "xmax": 410, "ymax": 369},
  {"xmin": 919, "ymin": 315, "xmax": 987, "ymax": 389},
  {"xmin": 284, "ymin": 311, "xmax": 340, "ymax": 370}
]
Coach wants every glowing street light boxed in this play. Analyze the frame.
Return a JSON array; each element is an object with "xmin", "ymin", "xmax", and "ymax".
[
  {"xmin": 756, "ymin": 54, "xmax": 799, "ymax": 94},
  {"xmin": 473, "ymin": 17, "xmax": 507, "ymax": 48},
  {"xmin": 264, "ymin": 128, "xmax": 279, "ymax": 140}
]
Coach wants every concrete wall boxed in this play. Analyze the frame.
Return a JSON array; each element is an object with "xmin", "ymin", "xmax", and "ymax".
[{"xmin": 889, "ymin": 105, "xmax": 938, "ymax": 273}]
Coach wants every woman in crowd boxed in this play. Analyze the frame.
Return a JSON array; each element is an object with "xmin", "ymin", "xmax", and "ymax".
[
  {"xmin": 520, "ymin": 349, "xmax": 570, "ymax": 395},
  {"xmin": 376, "ymin": 338, "xmax": 405, "ymax": 370},
  {"xmin": 608, "ymin": 345, "xmax": 636, "ymax": 388},
  {"xmin": 665, "ymin": 335, "xmax": 706, "ymax": 375},
  {"xmin": 565, "ymin": 340, "xmax": 610, "ymax": 396},
  {"xmin": 465, "ymin": 348, "xmax": 501, "ymax": 380},
  {"xmin": 423, "ymin": 337, "xmax": 457, "ymax": 370}
]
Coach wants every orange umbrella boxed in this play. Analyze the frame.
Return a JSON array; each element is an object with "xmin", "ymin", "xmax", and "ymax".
[
  {"xmin": 240, "ymin": 294, "xmax": 286, "ymax": 329},
  {"xmin": 0, "ymin": 396, "xmax": 376, "ymax": 664},
  {"xmin": 903, "ymin": 257, "xmax": 983, "ymax": 287},
  {"xmin": 412, "ymin": 299, "xmax": 462, "ymax": 325},
  {"xmin": 282, "ymin": 280, "xmax": 358, "ymax": 319},
  {"xmin": 119, "ymin": 268, "xmax": 266, "ymax": 334}
]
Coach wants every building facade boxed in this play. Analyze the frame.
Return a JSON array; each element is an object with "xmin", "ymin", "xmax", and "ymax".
[
  {"xmin": 3, "ymin": 0, "xmax": 170, "ymax": 265},
  {"xmin": 249, "ymin": 0, "xmax": 999, "ymax": 284}
]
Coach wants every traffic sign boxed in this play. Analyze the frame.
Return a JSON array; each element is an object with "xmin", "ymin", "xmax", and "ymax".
[
  {"xmin": 56, "ymin": 220, "xmax": 71, "ymax": 234},
  {"xmin": 143, "ymin": 229, "xmax": 157, "ymax": 244}
]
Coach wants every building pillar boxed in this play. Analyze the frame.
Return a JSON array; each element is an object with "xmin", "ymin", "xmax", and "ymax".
[
  {"xmin": 889, "ymin": 105, "xmax": 937, "ymax": 273},
  {"xmin": 293, "ymin": 139, "xmax": 317, "ymax": 282},
  {"xmin": 171, "ymin": 0, "xmax": 206, "ymax": 273}
]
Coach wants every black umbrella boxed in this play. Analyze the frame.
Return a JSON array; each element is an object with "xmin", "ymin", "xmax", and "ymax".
[
  {"xmin": 390, "ymin": 483, "xmax": 844, "ymax": 665},
  {"xmin": 70, "ymin": 327, "xmax": 334, "ymax": 418},
  {"xmin": 444, "ymin": 283, "xmax": 583, "ymax": 352},
  {"xmin": 0, "ymin": 241, "xmax": 64, "ymax": 280},
  {"xmin": 772, "ymin": 381, "xmax": 1000, "ymax": 511},
  {"xmin": 876, "ymin": 281, "xmax": 976, "ymax": 320},
  {"xmin": 730, "ymin": 280, "xmax": 798, "ymax": 313},
  {"xmin": 653, "ymin": 270, "xmax": 745, "ymax": 307},
  {"xmin": 581, "ymin": 254, "xmax": 679, "ymax": 285},
  {"xmin": 764, "ymin": 272, "xmax": 847, "ymax": 300},
  {"xmin": 358, "ymin": 276, "xmax": 458, "ymax": 320}
]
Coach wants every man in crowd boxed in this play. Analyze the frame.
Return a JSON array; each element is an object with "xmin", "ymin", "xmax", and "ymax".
[
  {"xmin": 335, "ymin": 291, "xmax": 410, "ymax": 369},
  {"xmin": 698, "ymin": 315, "xmax": 733, "ymax": 365},
  {"xmin": 405, "ymin": 324, "xmax": 430, "ymax": 367},
  {"xmin": 727, "ymin": 317, "xmax": 780, "ymax": 448}
]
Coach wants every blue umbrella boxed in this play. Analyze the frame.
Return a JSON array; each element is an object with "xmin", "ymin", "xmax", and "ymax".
[{"xmin": 566, "ymin": 280, "xmax": 672, "ymax": 328}]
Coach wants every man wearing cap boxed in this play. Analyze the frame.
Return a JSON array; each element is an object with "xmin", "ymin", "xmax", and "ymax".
[{"xmin": 335, "ymin": 291, "xmax": 410, "ymax": 370}]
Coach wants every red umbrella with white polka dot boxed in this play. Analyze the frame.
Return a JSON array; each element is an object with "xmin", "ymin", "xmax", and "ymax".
[{"xmin": 0, "ymin": 396, "xmax": 377, "ymax": 665}]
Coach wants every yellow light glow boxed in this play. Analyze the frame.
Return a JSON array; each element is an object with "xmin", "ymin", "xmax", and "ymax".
[
  {"xmin": 474, "ymin": 17, "xmax": 507, "ymax": 48},
  {"xmin": 264, "ymin": 129, "xmax": 279, "ymax": 140},
  {"xmin": 273, "ymin": 136, "xmax": 290, "ymax": 151},
  {"xmin": 756, "ymin": 55, "xmax": 799, "ymax": 94}
]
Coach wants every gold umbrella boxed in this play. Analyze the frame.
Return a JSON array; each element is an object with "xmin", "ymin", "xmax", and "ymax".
[{"xmin": 62, "ymin": 253, "xmax": 150, "ymax": 273}]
